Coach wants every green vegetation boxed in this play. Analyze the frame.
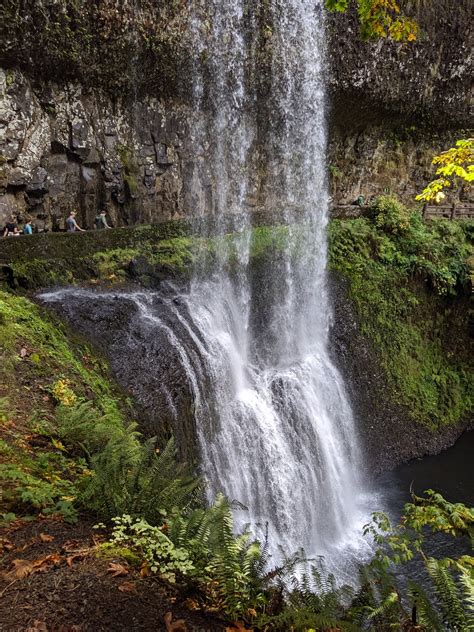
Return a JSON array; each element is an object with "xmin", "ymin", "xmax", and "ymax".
[
  {"xmin": 4, "ymin": 235, "xmax": 197, "ymax": 289},
  {"xmin": 1, "ymin": 284, "xmax": 473, "ymax": 628},
  {"xmin": 0, "ymin": 292, "xmax": 118, "ymax": 403},
  {"xmin": 363, "ymin": 491, "xmax": 474, "ymax": 630},
  {"xmin": 328, "ymin": 195, "xmax": 473, "ymax": 428},
  {"xmin": 102, "ymin": 489, "xmax": 474, "ymax": 628},
  {"xmin": 117, "ymin": 144, "xmax": 139, "ymax": 198},
  {"xmin": 2, "ymin": 225, "xmax": 295, "ymax": 291},
  {"xmin": 0, "ymin": 290, "xmax": 125, "ymax": 520},
  {"xmin": 416, "ymin": 137, "xmax": 474, "ymax": 204},
  {"xmin": 325, "ymin": 0, "xmax": 418, "ymax": 41}
]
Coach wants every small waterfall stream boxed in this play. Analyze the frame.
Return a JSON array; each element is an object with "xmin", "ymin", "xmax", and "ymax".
[{"xmin": 42, "ymin": 0, "xmax": 378, "ymax": 576}]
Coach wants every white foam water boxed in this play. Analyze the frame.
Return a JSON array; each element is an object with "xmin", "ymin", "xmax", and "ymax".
[{"xmin": 182, "ymin": 0, "xmax": 377, "ymax": 573}]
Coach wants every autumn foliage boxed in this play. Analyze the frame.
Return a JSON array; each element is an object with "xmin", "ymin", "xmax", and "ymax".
[{"xmin": 325, "ymin": 0, "xmax": 418, "ymax": 41}]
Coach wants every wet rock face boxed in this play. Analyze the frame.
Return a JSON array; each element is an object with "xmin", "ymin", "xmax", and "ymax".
[
  {"xmin": 325, "ymin": 0, "xmax": 473, "ymax": 206},
  {"xmin": 40, "ymin": 268, "xmax": 470, "ymax": 473},
  {"xmin": 1, "ymin": 1, "xmax": 471, "ymax": 224},
  {"xmin": 43, "ymin": 290, "xmax": 199, "ymax": 464},
  {"xmin": 327, "ymin": 0, "xmax": 472, "ymax": 128},
  {"xmin": 326, "ymin": 126, "xmax": 472, "ymax": 206},
  {"xmin": 327, "ymin": 273, "xmax": 470, "ymax": 473}
]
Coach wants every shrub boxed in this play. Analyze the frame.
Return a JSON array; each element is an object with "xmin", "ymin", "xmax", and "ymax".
[
  {"xmin": 0, "ymin": 448, "xmax": 88, "ymax": 522},
  {"xmin": 368, "ymin": 194, "xmax": 411, "ymax": 234},
  {"xmin": 56, "ymin": 400, "xmax": 200, "ymax": 523},
  {"xmin": 109, "ymin": 494, "xmax": 268, "ymax": 618}
]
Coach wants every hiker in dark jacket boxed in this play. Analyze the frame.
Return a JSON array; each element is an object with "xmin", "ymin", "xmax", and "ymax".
[{"xmin": 2, "ymin": 216, "xmax": 20, "ymax": 238}]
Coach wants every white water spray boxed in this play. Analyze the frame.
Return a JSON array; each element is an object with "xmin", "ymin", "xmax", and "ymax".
[{"xmin": 180, "ymin": 0, "xmax": 374, "ymax": 568}]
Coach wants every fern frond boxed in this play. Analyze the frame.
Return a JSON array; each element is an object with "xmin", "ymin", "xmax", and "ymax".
[
  {"xmin": 407, "ymin": 579, "xmax": 444, "ymax": 631},
  {"xmin": 427, "ymin": 557, "xmax": 470, "ymax": 630}
]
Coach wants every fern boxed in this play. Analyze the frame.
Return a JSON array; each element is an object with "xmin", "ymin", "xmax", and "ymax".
[
  {"xmin": 407, "ymin": 579, "xmax": 444, "ymax": 631},
  {"xmin": 426, "ymin": 557, "xmax": 471, "ymax": 631},
  {"xmin": 458, "ymin": 565, "xmax": 474, "ymax": 621},
  {"xmin": 56, "ymin": 400, "xmax": 199, "ymax": 523},
  {"xmin": 258, "ymin": 556, "xmax": 358, "ymax": 630}
]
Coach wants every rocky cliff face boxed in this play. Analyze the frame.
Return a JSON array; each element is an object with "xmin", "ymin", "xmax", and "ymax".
[
  {"xmin": 326, "ymin": 0, "xmax": 473, "ymax": 204},
  {"xmin": 0, "ymin": 68, "xmax": 200, "ymax": 229},
  {"xmin": 328, "ymin": 273, "xmax": 472, "ymax": 473},
  {"xmin": 0, "ymin": 0, "xmax": 472, "ymax": 227}
]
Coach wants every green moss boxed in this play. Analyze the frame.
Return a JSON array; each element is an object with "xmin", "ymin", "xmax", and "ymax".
[
  {"xmin": 91, "ymin": 248, "xmax": 139, "ymax": 278},
  {"xmin": 1, "ymin": 224, "xmax": 298, "ymax": 291},
  {"xmin": 95, "ymin": 542, "xmax": 141, "ymax": 566},
  {"xmin": 0, "ymin": 291, "xmax": 121, "ymax": 409},
  {"xmin": 328, "ymin": 197, "xmax": 473, "ymax": 428},
  {"xmin": 10, "ymin": 259, "xmax": 75, "ymax": 288},
  {"xmin": 0, "ymin": 291, "xmax": 131, "ymax": 519}
]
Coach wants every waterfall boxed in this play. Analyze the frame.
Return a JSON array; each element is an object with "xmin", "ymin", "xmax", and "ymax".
[
  {"xmin": 180, "ymin": 0, "xmax": 373, "ymax": 568},
  {"xmin": 42, "ymin": 0, "xmax": 376, "ymax": 577}
]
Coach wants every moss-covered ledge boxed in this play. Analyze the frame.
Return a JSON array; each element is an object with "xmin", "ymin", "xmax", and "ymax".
[
  {"xmin": 0, "ymin": 222, "xmax": 195, "ymax": 290},
  {"xmin": 0, "ymin": 218, "xmax": 296, "ymax": 291},
  {"xmin": 0, "ymin": 223, "xmax": 191, "ymax": 264},
  {"xmin": 328, "ymin": 197, "xmax": 473, "ymax": 437}
]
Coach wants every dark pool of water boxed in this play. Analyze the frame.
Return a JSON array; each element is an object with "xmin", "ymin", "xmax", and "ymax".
[
  {"xmin": 375, "ymin": 430, "xmax": 473, "ymax": 589},
  {"xmin": 390, "ymin": 429, "xmax": 474, "ymax": 507}
]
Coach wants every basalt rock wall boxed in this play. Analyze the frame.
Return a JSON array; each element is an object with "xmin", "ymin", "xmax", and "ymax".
[
  {"xmin": 0, "ymin": 69, "xmax": 202, "ymax": 230},
  {"xmin": 0, "ymin": 0, "xmax": 472, "ymax": 227}
]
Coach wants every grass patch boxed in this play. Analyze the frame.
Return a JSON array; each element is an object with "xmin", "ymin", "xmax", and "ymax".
[{"xmin": 0, "ymin": 291, "xmax": 129, "ymax": 519}]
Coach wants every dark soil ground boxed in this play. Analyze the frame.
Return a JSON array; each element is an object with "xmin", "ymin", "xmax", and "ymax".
[{"xmin": 0, "ymin": 517, "xmax": 229, "ymax": 632}]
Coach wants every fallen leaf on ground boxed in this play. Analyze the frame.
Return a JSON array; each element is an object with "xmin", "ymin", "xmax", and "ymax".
[
  {"xmin": 5, "ymin": 554, "xmax": 62, "ymax": 580},
  {"xmin": 118, "ymin": 581, "xmax": 136, "ymax": 593},
  {"xmin": 7, "ymin": 559, "xmax": 33, "ymax": 580},
  {"xmin": 225, "ymin": 623, "xmax": 252, "ymax": 632},
  {"xmin": 164, "ymin": 612, "xmax": 188, "ymax": 632},
  {"xmin": 62, "ymin": 539, "xmax": 81, "ymax": 552},
  {"xmin": 25, "ymin": 621, "xmax": 48, "ymax": 631},
  {"xmin": 0, "ymin": 538, "xmax": 14, "ymax": 553},
  {"xmin": 66, "ymin": 553, "xmax": 86, "ymax": 567},
  {"xmin": 107, "ymin": 562, "xmax": 129, "ymax": 577},
  {"xmin": 39, "ymin": 533, "xmax": 55, "ymax": 543}
]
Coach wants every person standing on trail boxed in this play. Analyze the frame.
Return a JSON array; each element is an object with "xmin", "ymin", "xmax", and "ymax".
[
  {"xmin": 94, "ymin": 209, "xmax": 112, "ymax": 230},
  {"xmin": 23, "ymin": 219, "xmax": 33, "ymax": 235},
  {"xmin": 65, "ymin": 211, "xmax": 86, "ymax": 233}
]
